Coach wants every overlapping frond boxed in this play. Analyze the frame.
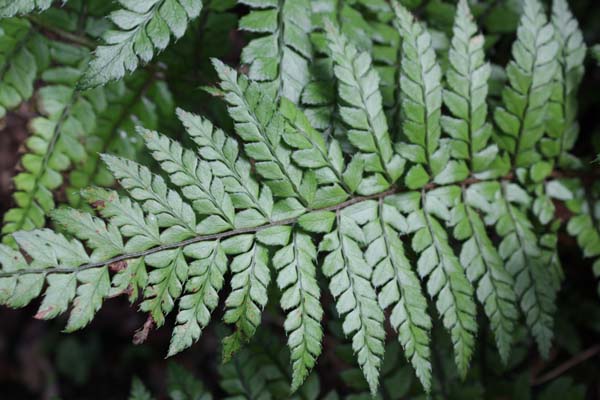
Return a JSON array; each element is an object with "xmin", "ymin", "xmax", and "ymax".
[
  {"xmin": 239, "ymin": 0, "xmax": 312, "ymax": 104},
  {"xmin": 546, "ymin": 0, "xmax": 587, "ymax": 169},
  {"xmin": 0, "ymin": 18, "xmax": 49, "ymax": 118},
  {"xmin": 393, "ymin": 2, "xmax": 461, "ymax": 188},
  {"xmin": 2, "ymin": 43, "xmax": 107, "ymax": 243},
  {"xmin": 0, "ymin": 0, "xmax": 56, "ymax": 18},
  {"xmin": 494, "ymin": 0, "xmax": 559, "ymax": 170},
  {"xmin": 80, "ymin": 0, "xmax": 203, "ymax": 88},
  {"xmin": 320, "ymin": 203, "xmax": 385, "ymax": 395}
]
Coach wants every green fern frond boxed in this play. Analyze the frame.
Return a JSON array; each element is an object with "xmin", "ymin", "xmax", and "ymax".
[
  {"xmin": 393, "ymin": 2, "xmax": 463, "ymax": 189},
  {"xmin": 79, "ymin": 0, "xmax": 203, "ymax": 88},
  {"xmin": 441, "ymin": 0, "xmax": 507, "ymax": 179},
  {"xmin": 179, "ymin": 109, "xmax": 273, "ymax": 224},
  {"xmin": 546, "ymin": 0, "xmax": 587, "ymax": 169},
  {"xmin": 0, "ymin": 18, "xmax": 49, "ymax": 118},
  {"xmin": 439, "ymin": 0, "xmax": 519, "ymax": 365},
  {"xmin": 452, "ymin": 186, "xmax": 518, "ymax": 364},
  {"xmin": 239, "ymin": 0, "xmax": 312, "ymax": 104},
  {"xmin": 564, "ymin": 180, "xmax": 600, "ymax": 297},
  {"xmin": 320, "ymin": 203, "xmax": 386, "ymax": 396},
  {"xmin": 0, "ymin": 0, "xmax": 57, "ymax": 18},
  {"xmin": 67, "ymin": 71, "xmax": 174, "ymax": 209},
  {"xmin": 493, "ymin": 0, "xmax": 559, "ymax": 170},
  {"xmin": 370, "ymin": 198, "xmax": 432, "ymax": 391},
  {"xmin": 213, "ymin": 59, "xmax": 313, "ymax": 211},
  {"xmin": 273, "ymin": 231, "xmax": 322, "ymax": 391},
  {"xmin": 2, "ymin": 43, "xmax": 106, "ymax": 244},
  {"xmin": 219, "ymin": 342, "xmax": 272, "ymax": 399},
  {"xmin": 325, "ymin": 21, "xmax": 403, "ymax": 194},
  {"xmin": 390, "ymin": 188, "xmax": 477, "ymax": 378},
  {"xmin": 478, "ymin": 181, "xmax": 557, "ymax": 358},
  {"xmin": 300, "ymin": 0, "xmax": 373, "ymax": 138}
]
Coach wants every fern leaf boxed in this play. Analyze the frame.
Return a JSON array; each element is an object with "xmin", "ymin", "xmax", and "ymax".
[
  {"xmin": 441, "ymin": 0, "xmax": 505, "ymax": 179},
  {"xmin": 369, "ymin": 199, "xmax": 432, "ymax": 391},
  {"xmin": 2, "ymin": 43, "xmax": 106, "ymax": 243},
  {"xmin": 141, "ymin": 248, "xmax": 188, "ymax": 326},
  {"xmin": 564, "ymin": 180, "xmax": 600, "ymax": 297},
  {"xmin": 393, "ymin": 2, "xmax": 460, "ymax": 188},
  {"xmin": 239, "ymin": 0, "xmax": 312, "ymax": 103},
  {"xmin": 168, "ymin": 240, "xmax": 226, "ymax": 356},
  {"xmin": 178, "ymin": 109, "xmax": 273, "ymax": 224},
  {"xmin": 213, "ymin": 59, "xmax": 312, "ymax": 212},
  {"xmin": 141, "ymin": 128, "xmax": 236, "ymax": 232},
  {"xmin": 391, "ymin": 189, "xmax": 477, "ymax": 377},
  {"xmin": 0, "ymin": 0, "xmax": 56, "ymax": 17},
  {"xmin": 67, "ymin": 72, "xmax": 174, "ymax": 208},
  {"xmin": 301, "ymin": 0, "xmax": 373, "ymax": 139},
  {"xmin": 493, "ymin": 0, "xmax": 559, "ymax": 169},
  {"xmin": 273, "ymin": 231, "xmax": 322, "ymax": 391},
  {"xmin": 222, "ymin": 236, "xmax": 271, "ymax": 361},
  {"xmin": 279, "ymin": 98, "xmax": 352, "ymax": 206},
  {"xmin": 101, "ymin": 154, "xmax": 198, "ymax": 241},
  {"xmin": 66, "ymin": 266, "xmax": 110, "ymax": 331},
  {"xmin": 52, "ymin": 208, "xmax": 125, "ymax": 261},
  {"xmin": 321, "ymin": 202, "xmax": 385, "ymax": 395},
  {"xmin": 546, "ymin": 0, "xmax": 586, "ymax": 169},
  {"xmin": 452, "ymin": 187, "xmax": 518, "ymax": 363},
  {"xmin": 0, "ymin": 18, "xmax": 49, "ymax": 118},
  {"xmin": 325, "ymin": 22, "xmax": 403, "ymax": 194},
  {"xmin": 79, "ymin": 0, "xmax": 203, "ymax": 88},
  {"xmin": 480, "ymin": 182, "xmax": 557, "ymax": 357},
  {"xmin": 82, "ymin": 188, "xmax": 161, "ymax": 252}
]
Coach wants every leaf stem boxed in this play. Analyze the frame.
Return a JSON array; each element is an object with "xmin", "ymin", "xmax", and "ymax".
[{"xmin": 1, "ymin": 169, "xmax": 597, "ymax": 278}]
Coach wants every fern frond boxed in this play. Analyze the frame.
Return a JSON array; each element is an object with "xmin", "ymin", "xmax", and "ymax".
[
  {"xmin": 441, "ymin": 0, "xmax": 506, "ymax": 179},
  {"xmin": 79, "ymin": 0, "xmax": 203, "ymax": 88},
  {"xmin": 178, "ymin": 109, "xmax": 273, "ymax": 224},
  {"xmin": 452, "ymin": 187, "xmax": 518, "ymax": 363},
  {"xmin": 0, "ymin": 0, "xmax": 56, "ymax": 17},
  {"xmin": 391, "ymin": 189, "xmax": 477, "ymax": 378},
  {"xmin": 273, "ymin": 230, "xmax": 322, "ymax": 391},
  {"xmin": 169, "ymin": 240, "xmax": 226, "ymax": 356},
  {"xmin": 101, "ymin": 154, "xmax": 197, "ymax": 241},
  {"xmin": 142, "ymin": 128, "xmax": 236, "ymax": 231},
  {"xmin": 213, "ymin": 59, "xmax": 313, "ymax": 211},
  {"xmin": 67, "ymin": 72, "xmax": 174, "ymax": 208},
  {"xmin": 239, "ymin": 0, "xmax": 312, "ymax": 103},
  {"xmin": 370, "ymin": 198, "xmax": 432, "ymax": 391},
  {"xmin": 393, "ymin": 2, "xmax": 462, "ymax": 188},
  {"xmin": 300, "ymin": 0, "xmax": 373, "ymax": 139},
  {"xmin": 493, "ymin": 0, "xmax": 559, "ymax": 169},
  {"xmin": 564, "ymin": 180, "xmax": 600, "ymax": 297},
  {"xmin": 478, "ymin": 182, "xmax": 557, "ymax": 357},
  {"xmin": 0, "ymin": 18, "xmax": 49, "ymax": 118},
  {"xmin": 325, "ymin": 22, "xmax": 403, "ymax": 194},
  {"xmin": 546, "ymin": 0, "xmax": 586, "ymax": 169},
  {"xmin": 321, "ymin": 202, "xmax": 385, "ymax": 395},
  {"xmin": 2, "ymin": 43, "xmax": 106, "ymax": 243},
  {"xmin": 440, "ymin": 0, "xmax": 519, "ymax": 364},
  {"xmin": 222, "ymin": 235, "xmax": 271, "ymax": 361},
  {"xmin": 129, "ymin": 376, "xmax": 154, "ymax": 400}
]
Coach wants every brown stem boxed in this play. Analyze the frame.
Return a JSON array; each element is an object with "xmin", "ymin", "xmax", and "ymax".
[{"xmin": 532, "ymin": 344, "xmax": 600, "ymax": 385}]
